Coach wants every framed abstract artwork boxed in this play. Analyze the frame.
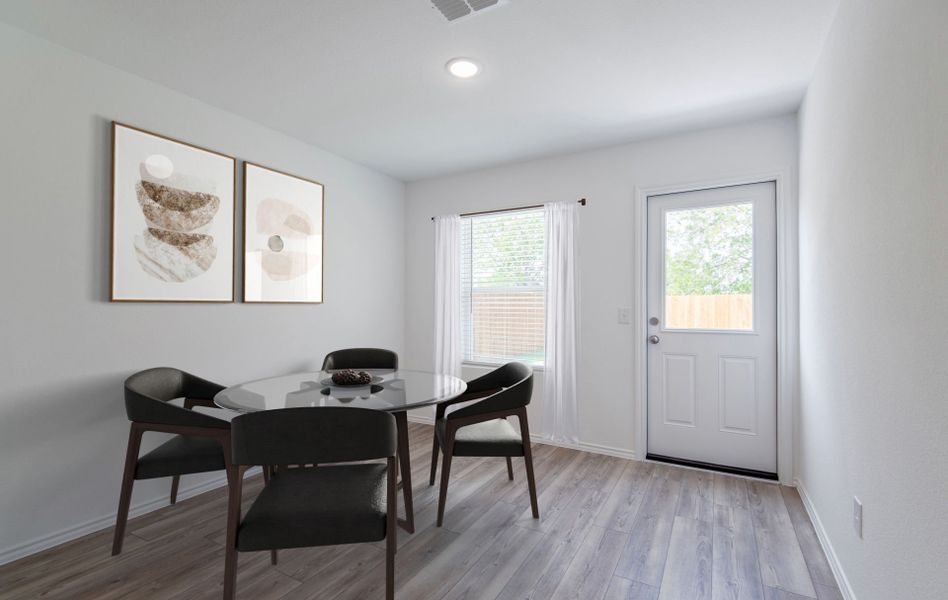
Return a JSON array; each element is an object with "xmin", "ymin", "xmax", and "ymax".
[
  {"xmin": 110, "ymin": 122, "xmax": 235, "ymax": 302},
  {"xmin": 243, "ymin": 162, "xmax": 324, "ymax": 303}
]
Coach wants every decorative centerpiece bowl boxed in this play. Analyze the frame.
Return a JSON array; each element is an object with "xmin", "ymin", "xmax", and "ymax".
[{"xmin": 330, "ymin": 369, "xmax": 373, "ymax": 386}]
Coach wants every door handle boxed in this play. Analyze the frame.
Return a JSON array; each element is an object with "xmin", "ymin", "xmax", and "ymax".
[{"xmin": 648, "ymin": 335, "xmax": 660, "ymax": 344}]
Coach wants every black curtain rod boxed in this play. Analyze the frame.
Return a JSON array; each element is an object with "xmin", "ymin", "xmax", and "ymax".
[{"xmin": 431, "ymin": 198, "xmax": 585, "ymax": 221}]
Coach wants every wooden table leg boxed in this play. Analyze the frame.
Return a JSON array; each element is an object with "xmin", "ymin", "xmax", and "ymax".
[{"xmin": 393, "ymin": 411, "xmax": 414, "ymax": 533}]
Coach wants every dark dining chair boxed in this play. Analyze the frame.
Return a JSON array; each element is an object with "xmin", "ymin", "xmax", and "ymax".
[
  {"xmin": 321, "ymin": 348, "xmax": 398, "ymax": 371},
  {"xmin": 429, "ymin": 362, "xmax": 538, "ymax": 527},
  {"xmin": 223, "ymin": 407, "xmax": 397, "ymax": 600},
  {"xmin": 112, "ymin": 367, "xmax": 232, "ymax": 555}
]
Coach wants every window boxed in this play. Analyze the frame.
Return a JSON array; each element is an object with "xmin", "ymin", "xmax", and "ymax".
[
  {"xmin": 664, "ymin": 202, "xmax": 754, "ymax": 330},
  {"xmin": 461, "ymin": 208, "xmax": 545, "ymax": 366}
]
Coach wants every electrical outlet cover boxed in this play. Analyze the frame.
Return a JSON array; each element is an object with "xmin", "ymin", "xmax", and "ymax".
[{"xmin": 853, "ymin": 496, "xmax": 863, "ymax": 538}]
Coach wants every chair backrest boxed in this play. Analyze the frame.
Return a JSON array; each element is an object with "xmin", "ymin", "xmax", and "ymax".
[
  {"xmin": 321, "ymin": 348, "xmax": 398, "ymax": 371},
  {"xmin": 447, "ymin": 362, "xmax": 533, "ymax": 420},
  {"xmin": 231, "ymin": 407, "xmax": 396, "ymax": 466},
  {"xmin": 124, "ymin": 367, "xmax": 229, "ymax": 429}
]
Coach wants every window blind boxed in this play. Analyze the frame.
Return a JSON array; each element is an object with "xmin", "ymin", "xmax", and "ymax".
[{"xmin": 461, "ymin": 208, "xmax": 545, "ymax": 366}]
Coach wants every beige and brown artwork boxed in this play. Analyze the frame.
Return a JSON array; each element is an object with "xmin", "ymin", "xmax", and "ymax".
[
  {"xmin": 256, "ymin": 197, "xmax": 319, "ymax": 281},
  {"xmin": 133, "ymin": 155, "xmax": 220, "ymax": 282}
]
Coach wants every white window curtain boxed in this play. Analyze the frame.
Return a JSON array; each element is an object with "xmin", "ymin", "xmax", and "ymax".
[
  {"xmin": 542, "ymin": 201, "xmax": 580, "ymax": 444},
  {"xmin": 433, "ymin": 215, "xmax": 462, "ymax": 378}
]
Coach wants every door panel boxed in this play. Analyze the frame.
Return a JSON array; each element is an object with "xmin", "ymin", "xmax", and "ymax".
[
  {"xmin": 718, "ymin": 356, "xmax": 757, "ymax": 434},
  {"xmin": 647, "ymin": 182, "xmax": 777, "ymax": 474},
  {"xmin": 663, "ymin": 354, "xmax": 697, "ymax": 426}
]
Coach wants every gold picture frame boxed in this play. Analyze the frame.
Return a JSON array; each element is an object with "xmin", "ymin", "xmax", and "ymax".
[
  {"xmin": 110, "ymin": 122, "xmax": 236, "ymax": 302},
  {"xmin": 242, "ymin": 162, "xmax": 325, "ymax": 304}
]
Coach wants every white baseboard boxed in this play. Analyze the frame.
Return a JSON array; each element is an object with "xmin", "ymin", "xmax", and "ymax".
[
  {"xmin": 532, "ymin": 436, "xmax": 636, "ymax": 460},
  {"xmin": 793, "ymin": 478, "xmax": 857, "ymax": 600},
  {"xmin": 405, "ymin": 413, "xmax": 436, "ymax": 425},
  {"xmin": 0, "ymin": 468, "xmax": 258, "ymax": 567},
  {"xmin": 406, "ymin": 414, "xmax": 636, "ymax": 461}
]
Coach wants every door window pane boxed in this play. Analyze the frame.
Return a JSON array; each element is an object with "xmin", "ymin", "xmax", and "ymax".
[{"xmin": 664, "ymin": 202, "xmax": 753, "ymax": 330}]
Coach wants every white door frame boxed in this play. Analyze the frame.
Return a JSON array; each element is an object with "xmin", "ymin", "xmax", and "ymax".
[{"xmin": 633, "ymin": 169, "xmax": 797, "ymax": 484}]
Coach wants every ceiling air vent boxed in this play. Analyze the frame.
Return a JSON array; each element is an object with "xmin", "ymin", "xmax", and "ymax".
[
  {"xmin": 468, "ymin": 0, "xmax": 500, "ymax": 9},
  {"xmin": 431, "ymin": 0, "xmax": 506, "ymax": 22}
]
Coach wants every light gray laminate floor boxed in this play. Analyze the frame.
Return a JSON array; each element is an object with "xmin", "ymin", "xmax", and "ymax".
[{"xmin": 0, "ymin": 422, "xmax": 842, "ymax": 600}]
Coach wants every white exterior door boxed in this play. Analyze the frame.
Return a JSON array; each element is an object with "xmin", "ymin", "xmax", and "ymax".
[{"xmin": 647, "ymin": 182, "xmax": 777, "ymax": 475}]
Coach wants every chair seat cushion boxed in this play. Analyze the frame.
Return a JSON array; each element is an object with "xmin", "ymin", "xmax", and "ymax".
[
  {"xmin": 237, "ymin": 464, "xmax": 388, "ymax": 552},
  {"xmin": 135, "ymin": 435, "xmax": 226, "ymax": 480},
  {"xmin": 437, "ymin": 417, "xmax": 524, "ymax": 457}
]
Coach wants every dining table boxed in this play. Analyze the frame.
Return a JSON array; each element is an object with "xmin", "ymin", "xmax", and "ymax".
[{"xmin": 213, "ymin": 368, "xmax": 468, "ymax": 533}]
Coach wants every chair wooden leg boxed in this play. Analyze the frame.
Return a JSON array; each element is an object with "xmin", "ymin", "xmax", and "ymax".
[
  {"xmin": 518, "ymin": 410, "xmax": 539, "ymax": 519},
  {"xmin": 429, "ymin": 432, "xmax": 440, "ymax": 486},
  {"xmin": 223, "ymin": 544, "xmax": 238, "ymax": 600},
  {"xmin": 112, "ymin": 424, "xmax": 143, "ymax": 556},
  {"xmin": 506, "ymin": 456, "xmax": 514, "ymax": 481},
  {"xmin": 524, "ymin": 453, "xmax": 539, "ymax": 519},
  {"xmin": 223, "ymin": 465, "xmax": 245, "ymax": 600},
  {"xmin": 169, "ymin": 475, "xmax": 180, "ymax": 505},
  {"xmin": 436, "ymin": 428, "xmax": 455, "ymax": 527},
  {"xmin": 394, "ymin": 411, "xmax": 415, "ymax": 533},
  {"xmin": 270, "ymin": 550, "xmax": 278, "ymax": 565},
  {"xmin": 386, "ymin": 535, "xmax": 395, "ymax": 600},
  {"xmin": 386, "ymin": 456, "xmax": 397, "ymax": 600}
]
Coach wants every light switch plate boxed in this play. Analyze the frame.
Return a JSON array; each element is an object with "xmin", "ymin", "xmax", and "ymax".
[{"xmin": 617, "ymin": 307, "xmax": 631, "ymax": 324}]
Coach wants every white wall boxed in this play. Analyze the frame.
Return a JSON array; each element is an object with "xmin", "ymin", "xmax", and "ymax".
[
  {"xmin": 0, "ymin": 24, "xmax": 405, "ymax": 562},
  {"xmin": 405, "ymin": 115, "xmax": 798, "ymax": 456},
  {"xmin": 797, "ymin": 0, "xmax": 948, "ymax": 598}
]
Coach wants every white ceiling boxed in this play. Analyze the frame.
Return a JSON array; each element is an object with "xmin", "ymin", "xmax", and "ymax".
[{"xmin": 0, "ymin": 1, "xmax": 838, "ymax": 181}]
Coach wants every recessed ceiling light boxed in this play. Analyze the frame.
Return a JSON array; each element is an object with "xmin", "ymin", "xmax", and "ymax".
[{"xmin": 446, "ymin": 58, "xmax": 480, "ymax": 79}]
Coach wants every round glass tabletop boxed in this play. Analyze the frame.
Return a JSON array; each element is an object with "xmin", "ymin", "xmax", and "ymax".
[{"xmin": 214, "ymin": 369, "xmax": 467, "ymax": 413}]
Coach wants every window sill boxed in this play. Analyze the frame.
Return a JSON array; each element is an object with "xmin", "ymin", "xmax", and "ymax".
[{"xmin": 462, "ymin": 360, "xmax": 545, "ymax": 372}]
